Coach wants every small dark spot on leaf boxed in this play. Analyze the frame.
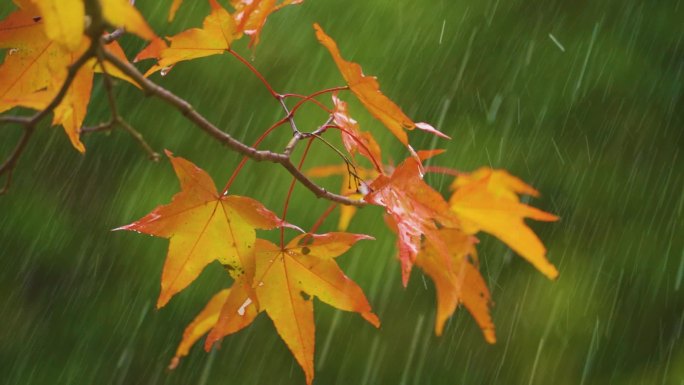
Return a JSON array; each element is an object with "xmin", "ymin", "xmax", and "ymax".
[
  {"xmin": 299, "ymin": 234, "xmax": 314, "ymax": 246},
  {"xmin": 301, "ymin": 246, "xmax": 310, "ymax": 255}
]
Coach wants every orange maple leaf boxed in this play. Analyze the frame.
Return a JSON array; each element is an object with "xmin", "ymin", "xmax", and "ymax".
[
  {"xmin": 414, "ymin": 227, "xmax": 495, "ymax": 342},
  {"xmin": 168, "ymin": 0, "xmax": 184, "ymax": 22},
  {"xmin": 168, "ymin": 278, "xmax": 258, "ymax": 369},
  {"xmin": 144, "ymin": 0, "xmax": 237, "ymax": 76},
  {"xmin": 203, "ymin": 233, "xmax": 378, "ymax": 385},
  {"xmin": 168, "ymin": 288, "xmax": 230, "ymax": 369},
  {"xmin": 449, "ymin": 168, "xmax": 559, "ymax": 279},
  {"xmin": 314, "ymin": 23, "xmax": 449, "ymax": 148},
  {"xmin": 116, "ymin": 151, "xmax": 290, "ymax": 308},
  {"xmin": 0, "ymin": 2, "xmax": 138, "ymax": 152}
]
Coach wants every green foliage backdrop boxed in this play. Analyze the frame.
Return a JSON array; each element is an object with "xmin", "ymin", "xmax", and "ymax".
[{"xmin": 0, "ymin": 0, "xmax": 682, "ymax": 384}]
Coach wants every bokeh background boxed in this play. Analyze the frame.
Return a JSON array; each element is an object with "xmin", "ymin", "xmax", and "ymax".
[{"xmin": 1, "ymin": 0, "xmax": 683, "ymax": 384}]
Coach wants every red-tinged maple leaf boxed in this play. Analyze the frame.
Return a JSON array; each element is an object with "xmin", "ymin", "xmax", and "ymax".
[
  {"xmin": 143, "ymin": 0, "xmax": 237, "ymax": 77},
  {"xmin": 205, "ymin": 233, "xmax": 378, "ymax": 385},
  {"xmin": 231, "ymin": 0, "xmax": 303, "ymax": 48},
  {"xmin": 365, "ymin": 155, "xmax": 460, "ymax": 286},
  {"xmin": 449, "ymin": 167, "xmax": 559, "ymax": 279},
  {"xmin": 314, "ymin": 23, "xmax": 449, "ymax": 148},
  {"xmin": 331, "ymin": 93, "xmax": 383, "ymax": 171},
  {"xmin": 116, "ymin": 151, "xmax": 291, "ymax": 308},
  {"xmin": 166, "ymin": 0, "xmax": 302, "ymax": 43},
  {"xmin": 307, "ymin": 164, "xmax": 377, "ymax": 231},
  {"xmin": 414, "ymin": 227, "xmax": 495, "ymax": 342}
]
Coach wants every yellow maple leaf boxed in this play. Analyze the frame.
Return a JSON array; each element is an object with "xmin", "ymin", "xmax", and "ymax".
[
  {"xmin": 449, "ymin": 168, "xmax": 559, "ymax": 279},
  {"xmin": 116, "ymin": 151, "xmax": 288, "ymax": 308}
]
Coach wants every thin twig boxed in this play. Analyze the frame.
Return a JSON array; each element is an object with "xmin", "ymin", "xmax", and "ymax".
[
  {"xmin": 0, "ymin": 127, "xmax": 34, "ymax": 195},
  {"xmin": 309, "ymin": 203, "xmax": 338, "ymax": 234},
  {"xmin": 81, "ymin": 121, "xmax": 116, "ymax": 134},
  {"xmin": 118, "ymin": 119, "xmax": 160, "ymax": 161},
  {"xmin": 102, "ymin": 49, "xmax": 366, "ymax": 207},
  {"xmin": 95, "ymin": 45, "xmax": 160, "ymax": 161},
  {"xmin": 277, "ymin": 96, "xmax": 300, "ymax": 135},
  {"xmin": 227, "ymin": 49, "xmax": 278, "ymax": 98},
  {"xmin": 0, "ymin": 116, "xmax": 31, "ymax": 125}
]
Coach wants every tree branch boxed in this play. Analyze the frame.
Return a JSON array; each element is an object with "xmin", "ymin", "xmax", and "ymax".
[
  {"xmin": 94, "ymin": 47, "xmax": 160, "ymax": 161},
  {"xmin": 0, "ymin": 41, "xmax": 98, "ymax": 194},
  {"xmin": 101, "ymin": 50, "xmax": 367, "ymax": 207}
]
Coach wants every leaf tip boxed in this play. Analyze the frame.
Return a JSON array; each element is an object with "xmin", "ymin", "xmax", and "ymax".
[
  {"xmin": 168, "ymin": 356, "xmax": 180, "ymax": 370},
  {"xmin": 484, "ymin": 329, "xmax": 497, "ymax": 344},
  {"xmin": 548, "ymin": 266, "xmax": 560, "ymax": 280},
  {"xmin": 362, "ymin": 312, "xmax": 381, "ymax": 328},
  {"xmin": 111, "ymin": 223, "xmax": 130, "ymax": 232},
  {"xmin": 415, "ymin": 122, "xmax": 450, "ymax": 139},
  {"xmin": 357, "ymin": 233, "xmax": 375, "ymax": 242},
  {"xmin": 156, "ymin": 294, "xmax": 170, "ymax": 309}
]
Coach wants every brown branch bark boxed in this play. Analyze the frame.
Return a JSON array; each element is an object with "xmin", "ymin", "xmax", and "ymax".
[
  {"xmin": 1, "ymin": 0, "xmax": 366, "ymax": 207},
  {"xmin": 101, "ymin": 50, "xmax": 367, "ymax": 207},
  {"xmin": 0, "ymin": 41, "xmax": 98, "ymax": 194}
]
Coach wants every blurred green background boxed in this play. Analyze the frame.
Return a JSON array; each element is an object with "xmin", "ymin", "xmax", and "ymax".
[{"xmin": 1, "ymin": 0, "xmax": 683, "ymax": 384}]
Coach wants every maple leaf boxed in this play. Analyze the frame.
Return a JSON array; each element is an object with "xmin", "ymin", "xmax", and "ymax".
[
  {"xmin": 205, "ymin": 233, "xmax": 379, "ymax": 385},
  {"xmin": 331, "ymin": 93, "xmax": 383, "ymax": 171},
  {"xmin": 414, "ymin": 228, "xmax": 495, "ymax": 342},
  {"xmin": 168, "ymin": 288, "xmax": 230, "ymax": 369},
  {"xmin": 133, "ymin": 36, "xmax": 168, "ymax": 63},
  {"xmin": 168, "ymin": 0, "xmax": 184, "ymax": 22},
  {"xmin": 231, "ymin": 0, "xmax": 303, "ymax": 48},
  {"xmin": 0, "ymin": 4, "xmax": 66, "ymax": 112},
  {"xmin": 116, "ymin": 151, "xmax": 289, "ymax": 308},
  {"xmin": 51, "ymin": 41, "xmax": 95, "ymax": 152},
  {"xmin": 0, "ymin": 2, "xmax": 137, "ymax": 152},
  {"xmin": 143, "ymin": 0, "xmax": 237, "ymax": 76},
  {"xmin": 99, "ymin": 0, "xmax": 156, "ymax": 42},
  {"xmin": 365, "ymin": 155, "xmax": 460, "ymax": 286},
  {"xmin": 32, "ymin": 0, "xmax": 84, "ymax": 51},
  {"xmin": 168, "ymin": 279, "xmax": 258, "ymax": 369},
  {"xmin": 449, "ymin": 167, "xmax": 559, "ymax": 279},
  {"xmin": 31, "ymin": 0, "xmax": 154, "ymax": 51},
  {"xmin": 314, "ymin": 23, "xmax": 449, "ymax": 148},
  {"xmin": 307, "ymin": 164, "xmax": 377, "ymax": 231}
]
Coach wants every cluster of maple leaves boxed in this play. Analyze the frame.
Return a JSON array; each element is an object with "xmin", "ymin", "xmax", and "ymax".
[{"xmin": 0, "ymin": 1, "xmax": 558, "ymax": 384}]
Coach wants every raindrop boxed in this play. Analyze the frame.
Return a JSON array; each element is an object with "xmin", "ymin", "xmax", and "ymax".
[{"xmin": 237, "ymin": 297, "xmax": 253, "ymax": 316}]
